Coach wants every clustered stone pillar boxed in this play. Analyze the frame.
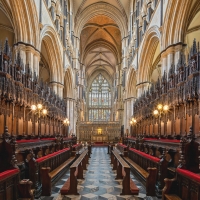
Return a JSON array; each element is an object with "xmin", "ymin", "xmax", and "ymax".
[{"xmin": 13, "ymin": 43, "xmax": 40, "ymax": 77}]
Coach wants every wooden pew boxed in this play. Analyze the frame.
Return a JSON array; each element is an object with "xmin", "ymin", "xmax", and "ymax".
[
  {"xmin": 112, "ymin": 149, "xmax": 139, "ymax": 195},
  {"xmin": 0, "ymin": 169, "xmax": 20, "ymax": 200},
  {"xmin": 162, "ymin": 168, "xmax": 200, "ymax": 200},
  {"xmin": 16, "ymin": 137, "xmax": 73, "ymax": 180},
  {"xmin": 72, "ymin": 143, "xmax": 83, "ymax": 152},
  {"xmin": 116, "ymin": 143, "xmax": 128, "ymax": 157},
  {"xmin": 28, "ymin": 147, "xmax": 75, "ymax": 198},
  {"xmin": 162, "ymin": 129, "xmax": 200, "ymax": 200},
  {"xmin": 125, "ymin": 136, "xmax": 181, "ymax": 196},
  {"xmin": 0, "ymin": 127, "xmax": 34, "ymax": 200},
  {"xmin": 125, "ymin": 147, "xmax": 165, "ymax": 197},
  {"xmin": 108, "ymin": 144, "xmax": 114, "ymax": 155},
  {"xmin": 88, "ymin": 144, "xmax": 92, "ymax": 158},
  {"xmin": 60, "ymin": 149, "xmax": 89, "ymax": 195}
]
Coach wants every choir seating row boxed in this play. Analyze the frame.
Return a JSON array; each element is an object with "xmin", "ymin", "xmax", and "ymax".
[
  {"xmin": 60, "ymin": 149, "xmax": 89, "ymax": 195},
  {"xmin": 111, "ymin": 149, "xmax": 139, "ymax": 195},
  {"xmin": 0, "ymin": 126, "xmax": 79, "ymax": 200},
  {"xmin": 123, "ymin": 127, "xmax": 200, "ymax": 199},
  {"xmin": 116, "ymin": 143, "xmax": 128, "ymax": 157}
]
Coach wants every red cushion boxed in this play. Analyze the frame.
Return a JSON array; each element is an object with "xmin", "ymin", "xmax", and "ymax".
[
  {"xmin": 129, "ymin": 148, "xmax": 160, "ymax": 163},
  {"xmin": 36, "ymin": 148, "xmax": 70, "ymax": 163},
  {"xmin": 41, "ymin": 138, "xmax": 56, "ymax": 141},
  {"xmin": 63, "ymin": 137, "xmax": 70, "ymax": 140},
  {"xmin": 159, "ymin": 139, "xmax": 180, "ymax": 143},
  {"xmin": 0, "ymin": 169, "xmax": 19, "ymax": 181},
  {"xmin": 17, "ymin": 138, "xmax": 57, "ymax": 143},
  {"xmin": 177, "ymin": 168, "xmax": 200, "ymax": 182},
  {"xmin": 118, "ymin": 143, "xmax": 127, "ymax": 148},
  {"xmin": 129, "ymin": 137, "xmax": 136, "ymax": 139},
  {"xmin": 72, "ymin": 144, "xmax": 80, "ymax": 148},
  {"xmin": 143, "ymin": 138, "xmax": 180, "ymax": 143},
  {"xmin": 16, "ymin": 139, "xmax": 40, "ymax": 143}
]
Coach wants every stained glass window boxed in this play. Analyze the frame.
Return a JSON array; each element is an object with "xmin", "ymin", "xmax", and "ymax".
[{"xmin": 89, "ymin": 74, "xmax": 111, "ymax": 121}]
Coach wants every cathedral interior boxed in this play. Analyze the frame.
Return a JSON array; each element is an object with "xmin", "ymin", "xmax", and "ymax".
[{"xmin": 0, "ymin": 0, "xmax": 200, "ymax": 200}]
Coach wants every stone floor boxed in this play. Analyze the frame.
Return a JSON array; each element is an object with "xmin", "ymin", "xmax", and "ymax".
[{"xmin": 37, "ymin": 147, "xmax": 160, "ymax": 200}]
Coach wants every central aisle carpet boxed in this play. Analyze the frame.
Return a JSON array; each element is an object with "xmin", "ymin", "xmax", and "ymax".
[{"xmin": 39, "ymin": 147, "xmax": 159, "ymax": 200}]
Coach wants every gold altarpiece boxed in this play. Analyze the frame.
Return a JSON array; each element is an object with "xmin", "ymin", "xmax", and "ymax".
[{"xmin": 77, "ymin": 122, "xmax": 121, "ymax": 143}]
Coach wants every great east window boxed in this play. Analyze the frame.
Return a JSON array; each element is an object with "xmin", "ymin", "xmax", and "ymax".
[{"xmin": 88, "ymin": 74, "xmax": 111, "ymax": 121}]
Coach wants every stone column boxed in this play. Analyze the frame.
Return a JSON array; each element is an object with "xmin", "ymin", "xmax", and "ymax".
[
  {"xmin": 130, "ymin": 12, "xmax": 133, "ymax": 39},
  {"xmin": 55, "ymin": 15, "xmax": 60, "ymax": 32},
  {"xmin": 50, "ymin": 82, "xmax": 58, "ymax": 94},
  {"xmin": 26, "ymin": 46, "xmax": 34, "ymax": 73},
  {"xmin": 161, "ymin": 51, "xmax": 167, "ymax": 77},
  {"xmin": 174, "ymin": 44, "xmax": 183, "ymax": 70},
  {"xmin": 147, "ymin": 1, "xmax": 153, "ymax": 21},
  {"xmin": 57, "ymin": 84, "xmax": 64, "ymax": 98},
  {"xmin": 143, "ymin": 15, "xmax": 147, "ymax": 33},
  {"xmin": 33, "ymin": 51, "xmax": 40, "ymax": 76},
  {"xmin": 63, "ymin": 19, "xmax": 67, "ymax": 47},
  {"xmin": 51, "ymin": 2, "xmax": 56, "ymax": 21},
  {"xmin": 166, "ymin": 47, "xmax": 175, "ymax": 75}
]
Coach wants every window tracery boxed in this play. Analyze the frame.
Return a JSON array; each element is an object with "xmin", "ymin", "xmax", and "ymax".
[{"xmin": 89, "ymin": 74, "xmax": 111, "ymax": 121}]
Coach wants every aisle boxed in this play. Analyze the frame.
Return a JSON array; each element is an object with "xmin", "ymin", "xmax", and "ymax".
[{"xmin": 40, "ymin": 147, "xmax": 158, "ymax": 200}]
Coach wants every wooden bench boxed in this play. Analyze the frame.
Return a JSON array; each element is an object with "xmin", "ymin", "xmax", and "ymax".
[
  {"xmin": 72, "ymin": 143, "xmax": 83, "ymax": 152},
  {"xmin": 107, "ymin": 144, "xmax": 114, "ymax": 154},
  {"xmin": 28, "ymin": 147, "xmax": 74, "ymax": 198},
  {"xmin": 16, "ymin": 136, "xmax": 73, "ymax": 180},
  {"xmin": 125, "ymin": 148, "xmax": 160, "ymax": 196},
  {"xmin": 112, "ymin": 149, "xmax": 139, "ymax": 195},
  {"xmin": 60, "ymin": 149, "xmax": 89, "ymax": 195},
  {"xmin": 0, "ymin": 128, "xmax": 35, "ymax": 200},
  {"xmin": 162, "ymin": 131, "xmax": 200, "ymax": 200},
  {"xmin": 88, "ymin": 144, "xmax": 92, "ymax": 158},
  {"xmin": 162, "ymin": 168, "xmax": 200, "ymax": 200},
  {"xmin": 116, "ymin": 143, "xmax": 128, "ymax": 157},
  {"xmin": 40, "ymin": 156, "xmax": 75, "ymax": 196},
  {"xmin": 0, "ymin": 169, "xmax": 20, "ymax": 200}
]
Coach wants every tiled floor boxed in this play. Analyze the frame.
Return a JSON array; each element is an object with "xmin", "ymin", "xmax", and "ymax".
[{"xmin": 38, "ymin": 147, "xmax": 160, "ymax": 200}]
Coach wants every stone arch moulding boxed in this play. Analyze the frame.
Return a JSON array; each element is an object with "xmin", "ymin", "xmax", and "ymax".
[
  {"xmin": 74, "ymin": 2, "xmax": 128, "ymax": 39},
  {"xmin": 64, "ymin": 68, "xmax": 74, "ymax": 99},
  {"xmin": 161, "ymin": 0, "xmax": 196, "ymax": 50},
  {"xmin": 187, "ymin": 2, "xmax": 200, "ymax": 28},
  {"xmin": 126, "ymin": 67, "xmax": 137, "ymax": 99},
  {"xmin": 6, "ymin": 0, "xmax": 40, "ymax": 49},
  {"xmin": 137, "ymin": 26, "xmax": 160, "ymax": 84},
  {"xmin": 0, "ymin": 2, "xmax": 14, "ymax": 44},
  {"xmin": 40, "ymin": 25, "xmax": 63, "ymax": 84}
]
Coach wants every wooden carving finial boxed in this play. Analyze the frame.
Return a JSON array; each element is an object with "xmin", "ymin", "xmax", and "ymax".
[
  {"xmin": 3, "ymin": 38, "xmax": 10, "ymax": 56},
  {"xmin": 187, "ymin": 126, "xmax": 195, "ymax": 142},
  {"xmin": 178, "ymin": 135, "xmax": 187, "ymax": 169},
  {"xmin": 3, "ymin": 126, "xmax": 10, "ymax": 140}
]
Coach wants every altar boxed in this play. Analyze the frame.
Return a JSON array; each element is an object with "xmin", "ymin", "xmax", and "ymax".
[
  {"xmin": 91, "ymin": 134, "xmax": 108, "ymax": 142},
  {"xmin": 77, "ymin": 121, "xmax": 121, "ymax": 143}
]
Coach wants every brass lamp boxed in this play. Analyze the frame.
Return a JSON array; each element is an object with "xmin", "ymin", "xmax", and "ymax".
[
  {"xmin": 63, "ymin": 118, "xmax": 70, "ymax": 136},
  {"xmin": 153, "ymin": 104, "xmax": 169, "ymax": 137},
  {"xmin": 31, "ymin": 104, "xmax": 48, "ymax": 138}
]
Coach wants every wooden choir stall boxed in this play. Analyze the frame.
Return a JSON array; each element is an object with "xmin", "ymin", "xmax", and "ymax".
[
  {"xmin": 0, "ymin": 39, "xmax": 78, "ymax": 200},
  {"xmin": 123, "ymin": 39, "xmax": 200, "ymax": 199}
]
